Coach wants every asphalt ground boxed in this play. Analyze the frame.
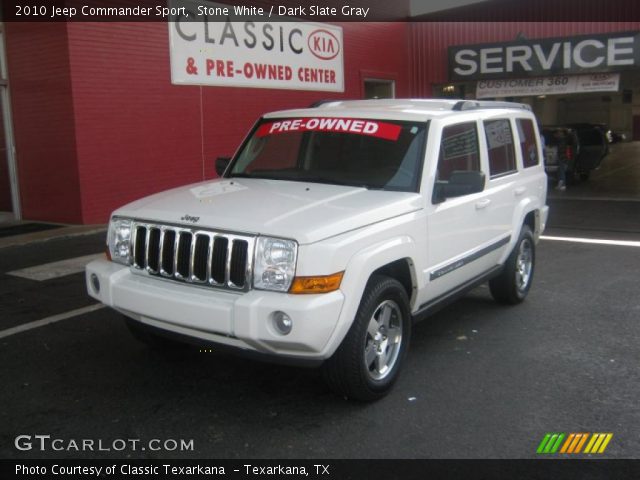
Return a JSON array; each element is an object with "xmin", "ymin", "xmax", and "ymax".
[
  {"xmin": 2, "ymin": 140, "xmax": 640, "ymax": 463},
  {"xmin": 1, "ymin": 193, "xmax": 639, "ymax": 462}
]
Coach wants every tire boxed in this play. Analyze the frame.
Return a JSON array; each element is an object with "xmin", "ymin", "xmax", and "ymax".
[
  {"xmin": 489, "ymin": 225, "xmax": 535, "ymax": 305},
  {"xmin": 579, "ymin": 171, "xmax": 590, "ymax": 181},
  {"xmin": 124, "ymin": 316, "xmax": 188, "ymax": 352},
  {"xmin": 322, "ymin": 275, "xmax": 411, "ymax": 401}
]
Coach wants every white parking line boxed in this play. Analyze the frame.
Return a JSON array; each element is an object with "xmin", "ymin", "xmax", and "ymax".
[
  {"xmin": 547, "ymin": 195, "xmax": 640, "ymax": 202},
  {"xmin": 541, "ymin": 235, "xmax": 640, "ymax": 248},
  {"xmin": 0, "ymin": 304, "xmax": 106, "ymax": 339},
  {"xmin": 7, "ymin": 253, "xmax": 103, "ymax": 281}
]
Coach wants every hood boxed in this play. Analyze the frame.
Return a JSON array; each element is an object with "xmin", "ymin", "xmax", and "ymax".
[{"xmin": 114, "ymin": 178, "xmax": 422, "ymax": 244}]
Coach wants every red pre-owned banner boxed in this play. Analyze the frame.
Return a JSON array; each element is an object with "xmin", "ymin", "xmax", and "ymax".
[{"xmin": 256, "ymin": 118, "xmax": 402, "ymax": 140}]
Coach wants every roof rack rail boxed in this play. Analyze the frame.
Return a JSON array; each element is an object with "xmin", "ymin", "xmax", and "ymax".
[
  {"xmin": 452, "ymin": 100, "xmax": 532, "ymax": 111},
  {"xmin": 309, "ymin": 99, "xmax": 346, "ymax": 108}
]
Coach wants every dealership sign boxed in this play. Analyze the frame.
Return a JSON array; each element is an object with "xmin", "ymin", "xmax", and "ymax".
[
  {"xmin": 449, "ymin": 32, "xmax": 640, "ymax": 81},
  {"xmin": 169, "ymin": 0, "xmax": 344, "ymax": 91},
  {"xmin": 476, "ymin": 73, "xmax": 620, "ymax": 99}
]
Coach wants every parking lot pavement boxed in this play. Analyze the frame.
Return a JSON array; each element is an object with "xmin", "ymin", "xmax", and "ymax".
[
  {"xmin": 547, "ymin": 140, "xmax": 640, "ymax": 201},
  {"xmin": 0, "ymin": 203, "xmax": 639, "ymax": 460},
  {"xmin": 0, "ymin": 232, "xmax": 106, "ymax": 331}
]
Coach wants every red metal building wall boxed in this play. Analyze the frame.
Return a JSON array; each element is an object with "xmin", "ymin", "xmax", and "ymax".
[
  {"xmin": 410, "ymin": 22, "xmax": 640, "ymax": 97},
  {"xmin": 4, "ymin": 22, "xmax": 83, "ymax": 223},
  {"xmin": 9, "ymin": 15, "xmax": 639, "ymax": 225},
  {"xmin": 7, "ymin": 21, "xmax": 410, "ymax": 224}
]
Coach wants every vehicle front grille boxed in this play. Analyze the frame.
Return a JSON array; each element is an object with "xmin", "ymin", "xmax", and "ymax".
[{"xmin": 130, "ymin": 221, "xmax": 254, "ymax": 291}]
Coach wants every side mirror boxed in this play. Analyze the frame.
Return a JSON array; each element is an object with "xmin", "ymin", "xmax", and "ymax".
[
  {"xmin": 215, "ymin": 157, "xmax": 231, "ymax": 176},
  {"xmin": 432, "ymin": 170, "xmax": 485, "ymax": 204}
]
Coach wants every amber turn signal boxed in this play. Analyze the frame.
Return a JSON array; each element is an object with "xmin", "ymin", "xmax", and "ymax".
[{"xmin": 289, "ymin": 271, "xmax": 344, "ymax": 294}]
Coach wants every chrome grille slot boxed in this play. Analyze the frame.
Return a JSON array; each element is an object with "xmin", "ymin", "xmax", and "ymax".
[
  {"xmin": 160, "ymin": 229, "xmax": 176, "ymax": 276},
  {"xmin": 147, "ymin": 228, "xmax": 161, "ymax": 273},
  {"xmin": 133, "ymin": 226, "xmax": 147, "ymax": 268},
  {"xmin": 210, "ymin": 237, "xmax": 228, "ymax": 285},
  {"xmin": 193, "ymin": 235, "xmax": 209, "ymax": 282},
  {"xmin": 176, "ymin": 232, "xmax": 193, "ymax": 279},
  {"xmin": 230, "ymin": 240, "xmax": 248, "ymax": 288},
  {"xmin": 130, "ymin": 221, "xmax": 254, "ymax": 292}
]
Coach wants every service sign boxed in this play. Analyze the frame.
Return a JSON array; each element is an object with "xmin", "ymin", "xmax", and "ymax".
[
  {"xmin": 168, "ymin": 0, "xmax": 344, "ymax": 92},
  {"xmin": 476, "ymin": 73, "xmax": 620, "ymax": 99},
  {"xmin": 449, "ymin": 31, "xmax": 640, "ymax": 81}
]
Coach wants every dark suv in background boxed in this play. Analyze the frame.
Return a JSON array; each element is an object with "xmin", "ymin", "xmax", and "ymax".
[{"xmin": 542, "ymin": 124, "xmax": 609, "ymax": 182}]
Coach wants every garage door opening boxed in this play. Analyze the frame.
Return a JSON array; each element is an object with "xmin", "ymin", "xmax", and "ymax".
[{"xmin": 364, "ymin": 79, "xmax": 395, "ymax": 99}]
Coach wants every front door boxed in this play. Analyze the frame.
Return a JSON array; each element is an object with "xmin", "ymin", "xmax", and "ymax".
[{"xmin": 422, "ymin": 120, "xmax": 503, "ymax": 304}]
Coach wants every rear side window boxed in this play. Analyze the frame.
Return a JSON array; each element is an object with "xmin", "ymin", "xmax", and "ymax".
[
  {"xmin": 484, "ymin": 119, "xmax": 516, "ymax": 177},
  {"xmin": 516, "ymin": 118, "xmax": 540, "ymax": 168},
  {"xmin": 437, "ymin": 122, "xmax": 480, "ymax": 181}
]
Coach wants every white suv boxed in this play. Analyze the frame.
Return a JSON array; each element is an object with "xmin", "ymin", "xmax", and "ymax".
[{"xmin": 86, "ymin": 99, "xmax": 549, "ymax": 401}]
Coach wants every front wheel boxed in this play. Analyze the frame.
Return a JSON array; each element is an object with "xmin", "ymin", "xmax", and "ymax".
[
  {"xmin": 489, "ymin": 225, "xmax": 535, "ymax": 304},
  {"xmin": 322, "ymin": 275, "xmax": 411, "ymax": 401}
]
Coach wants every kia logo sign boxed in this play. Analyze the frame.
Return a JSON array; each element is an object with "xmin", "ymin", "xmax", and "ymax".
[{"xmin": 308, "ymin": 29, "xmax": 340, "ymax": 60}]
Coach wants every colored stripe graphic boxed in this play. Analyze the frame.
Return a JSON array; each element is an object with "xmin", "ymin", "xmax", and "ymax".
[
  {"xmin": 537, "ymin": 433, "xmax": 565, "ymax": 454},
  {"xmin": 536, "ymin": 434, "xmax": 552, "ymax": 454},
  {"xmin": 538, "ymin": 433, "xmax": 613, "ymax": 454},
  {"xmin": 584, "ymin": 433, "xmax": 613, "ymax": 454},
  {"xmin": 561, "ymin": 433, "xmax": 589, "ymax": 453}
]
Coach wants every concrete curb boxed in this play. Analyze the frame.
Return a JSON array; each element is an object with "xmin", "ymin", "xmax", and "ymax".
[{"xmin": 0, "ymin": 224, "xmax": 107, "ymax": 249}]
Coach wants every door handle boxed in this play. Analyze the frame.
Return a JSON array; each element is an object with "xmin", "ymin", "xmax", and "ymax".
[
  {"xmin": 475, "ymin": 198, "xmax": 491, "ymax": 210},
  {"xmin": 515, "ymin": 186, "xmax": 526, "ymax": 196}
]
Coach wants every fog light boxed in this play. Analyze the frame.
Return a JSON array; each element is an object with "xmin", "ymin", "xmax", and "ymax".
[
  {"xmin": 90, "ymin": 273, "xmax": 100, "ymax": 294},
  {"xmin": 271, "ymin": 311, "xmax": 292, "ymax": 335}
]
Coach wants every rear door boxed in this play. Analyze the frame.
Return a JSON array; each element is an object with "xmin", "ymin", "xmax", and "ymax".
[{"xmin": 478, "ymin": 116, "xmax": 521, "ymax": 259}]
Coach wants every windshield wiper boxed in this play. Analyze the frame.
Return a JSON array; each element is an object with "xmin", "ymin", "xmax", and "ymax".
[
  {"xmin": 227, "ymin": 172, "xmax": 278, "ymax": 180},
  {"xmin": 229, "ymin": 172, "xmax": 371, "ymax": 189},
  {"xmin": 291, "ymin": 176, "xmax": 370, "ymax": 189}
]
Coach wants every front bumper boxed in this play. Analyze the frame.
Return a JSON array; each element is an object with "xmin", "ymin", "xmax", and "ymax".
[{"xmin": 86, "ymin": 259, "xmax": 345, "ymax": 361}]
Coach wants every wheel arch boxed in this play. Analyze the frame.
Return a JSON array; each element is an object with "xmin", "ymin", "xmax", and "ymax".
[
  {"xmin": 321, "ymin": 236, "xmax": 419, "ymax": 359},
  {"xmin": 501, "ymin": 200, "xmax": 543, "ymax": 264},
  {"xmin": 371, "ymin": 258, "xmax": 416, "ymax": 306}
]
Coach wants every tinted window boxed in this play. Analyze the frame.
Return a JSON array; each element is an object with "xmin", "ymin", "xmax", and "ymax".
[
  {"xmin": 516, "ymin": 118, "xmax": 540, "ymax": 168},
  {"xmin": 436, "ymin": 122, "xmax": 480, "ymax": 182},
  {"xmin": 484, "ymin": 119, "xmax": 517, "ymax": 177},
  {"xmin": 231, "ymin": 118, "xmax": 427, "ymax": 192}
]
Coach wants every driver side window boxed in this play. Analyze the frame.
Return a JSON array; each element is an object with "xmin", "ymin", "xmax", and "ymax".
[
  {"xmin": 436, "ymin": 122, "xmax": 480, "ymax": 182},
  {"xmin": 432, "ymin": 122, "xmax": 483, "ymax": 203}
]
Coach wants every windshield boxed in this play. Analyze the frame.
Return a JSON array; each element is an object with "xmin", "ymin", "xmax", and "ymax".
[{"xmin": 229, "ymin": 117, "xmax": 428, "ymax": 192}]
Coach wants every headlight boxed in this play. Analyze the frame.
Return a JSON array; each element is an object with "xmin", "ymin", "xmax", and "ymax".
[
  {"xmin": 107, "ymin": 217, "xmax": 132, "ymax": 265},
  {"xmin": 253, "ymin": 236, "xmax": 297, "ymax": 292}
]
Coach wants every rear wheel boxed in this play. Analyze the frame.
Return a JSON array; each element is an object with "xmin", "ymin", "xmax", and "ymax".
[
  {"xmin": 579, "ymin": 171, "xmax": 591, "ymax": 181},
  {"xmin": 489, "ymin": 225, "xmax": 535, "ymax": 304},
  {"xmin": 322, "ymin": 275, "xmax": 411, "ymax": 401}
]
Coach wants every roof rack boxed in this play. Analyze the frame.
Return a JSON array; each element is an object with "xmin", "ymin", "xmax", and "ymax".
[
  {"xmin": 309, "ymin": 99, "xmax": 347, "ymax": 108},
  {"xmin": 452, "ymin": 100, "xmax": 532, "ymax": 111}
]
